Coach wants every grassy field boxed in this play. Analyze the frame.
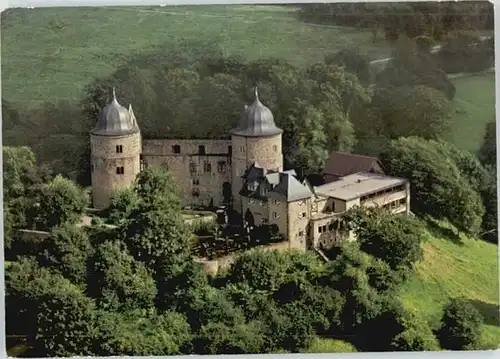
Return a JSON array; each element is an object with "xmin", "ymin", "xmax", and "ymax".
[
  {"xmin": 1, "ymin": 5, "xmax": 392, "ymax": 107},
  {"xmin": 447, "ymin": 72, "xmax": 496, "ymax": 154},
  {"xmin": 398, "ymin": 220, "xmax": 500, "ymax": 349}
]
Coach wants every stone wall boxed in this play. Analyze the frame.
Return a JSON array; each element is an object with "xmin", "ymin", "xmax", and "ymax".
[
  {"xmin": 194, "ymin": 240, "xmax": 292, "ymax": 276},
  {"xmin": 91, "ymin": 132, "xmax": 142, "ymax": 209},
  {"xmin": 231, "ymin": 134, "xmax": 283, "ymax": 213},
  {"xmin": 142, "ymin": 139, "xmax": 232, "ymax": 207}
]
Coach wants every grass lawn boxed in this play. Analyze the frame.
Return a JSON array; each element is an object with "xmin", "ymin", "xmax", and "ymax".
[
  {"xmin": 398, "ymin": 220, "xmax": 500, "ymax": 349},
  {"xmin": 1, "ymin": 5, "xmax": 392, "ymax": 107},
  {"xmin": 447, "ymin": 72, "xmax": 495, "ymax": 154}
]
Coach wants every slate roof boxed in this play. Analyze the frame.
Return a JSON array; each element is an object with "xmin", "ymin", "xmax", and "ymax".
[
  {"xmin": 322, "ymin": 152, "xmax": 384, "ymax": 178},
  {"xmin": 240, "ymin": 164, "xmax": 312, "ymax": 202},
  {"xmin": 91, "ymin": 89, "xmax": 140, "ymax": 137},
  {"xmin": 270, "ymin": 172, "xmax": 313, "ymax": 202},
  {"xmin": 230, "ymin": 87, "xmax": 283, "ymax": 138}
]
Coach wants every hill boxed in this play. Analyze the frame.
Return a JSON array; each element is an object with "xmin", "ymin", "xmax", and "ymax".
[
  {"xmin": 447, "ymin": 72, "xmax": 495, "ymax": 153},
  {"xmin": 398, "ymin": 220, "xmax": 500, "ymax": 349},
  {"xmin": 1, "ymin": 5, "xmax": 392, "ymax": 107}
]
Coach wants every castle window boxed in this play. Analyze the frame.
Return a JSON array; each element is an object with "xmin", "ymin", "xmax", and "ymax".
[
  {"xmin": 192, "ymin": 179, "xmax": 199, "ymax": 185},
  {"xmin": 299, "ymin": 230, "xmax": 304, "ymax": 236},
  {"xmin": 172, "ymin": 145, "xmax": 181, "ymax": 154},
  {"xmin": 192, "ymin": 189, "xmax": 200, "ymax": 197},
  {"xmin": 322, "ymin": 225, "xmax": 327, "ymax": 232},
  {"xmin": 189, "ymin": 162, "xmax": 197, "ymax": 173},
  {"xmin": 116, "ymin": 145, "xmax": 123, "ymax": 153},
  {"xmin": 311, "ymin": 202, "xmax": 318, "ymax": 213},
  {"xmin": 228, "ymin": 146, "xmax": 232, "ymax": 155},
  {"xmin": 204, "ymin": 162, "xmax": 211, "ymax": 173},
  {"xmin": 199, "ymin": 145, "xmax": 206, "ymax": 155},
  {"xmin": 240, "ymin": 146, "xmax": 245, "ymax": 153},
  {"xmin": 218, "ymin": 161, "xmax": 226, "ymax": 173},
  {"xmin": 116, "ymin": 166, "xmax": 124, "ymax": 175},
  {"xmin": 318, "ymin": 226, "xmax": 322, "ymax": 234},
  {"xmin": 299, "ymin": 212, "xmax": 306, "ymax": 218}
]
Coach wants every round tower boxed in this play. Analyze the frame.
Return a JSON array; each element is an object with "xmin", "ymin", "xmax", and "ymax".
[
  {"xmin": 230, "ymin": 87, "xmax": 284, "ymax": 213},
  {"xmin": 90, "ymin": 89, "xmax": 142, "ymax": 210}
]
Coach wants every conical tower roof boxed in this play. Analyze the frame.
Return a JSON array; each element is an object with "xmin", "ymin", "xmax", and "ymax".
[
  {"xmin": 230, "ymin": 87, "xmax": 283, "ymax": 137},
  {"xmin": 91, "ymin": 88, "xmax": 139, "ymax": 136}
]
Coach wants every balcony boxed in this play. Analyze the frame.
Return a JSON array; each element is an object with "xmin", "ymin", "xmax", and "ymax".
[{"xmin": 360, "ymin": 190, "xmax": 407, "ymax": 208}]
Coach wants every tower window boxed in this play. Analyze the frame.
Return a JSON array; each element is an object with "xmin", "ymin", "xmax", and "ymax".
[
  {"xmin": 228, "ymin": 146, "xmax": 232, "ymax": 155},
  {"xmin": 116, "ymin": 145, "xmax": 123, "ymax": 153},
  {"xmin": 172, "ymin": 145, "xmax": 181, "ymax": 154},
  {"xmin": 218, "ymin": 161, "xmax": 226, "ymax": 173},
  {"xmin": 198, "ymin": 145, "xmax": 206, "ymax": 155},
  {"xmin": 204, "ymin": 162, "xmax": 211, "ymax": 173},
  {"xmin": 116, "ymin": 166, "xmax": 124, "ymax": 175}
]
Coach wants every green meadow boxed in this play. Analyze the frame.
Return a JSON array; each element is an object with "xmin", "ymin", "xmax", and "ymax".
[
  {"xmin": 448, "ymin": 72, "xmax": 496, "ymax": 153},
  {"xmin": 1, "ymin": 5, "xmax": 391, "ymax": 106},
  {"xmin": 399, "ymin": 221, "xmax": 500, "ymax": 349}
]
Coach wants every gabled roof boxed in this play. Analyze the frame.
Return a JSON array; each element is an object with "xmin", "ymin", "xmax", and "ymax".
[
  {"xmin": 270, "ymin": 172, "xmax": 313, "ymax": 202},
  {"xmin": 322, "ymin": 152, "xmax": 384, "ymax": 178}
]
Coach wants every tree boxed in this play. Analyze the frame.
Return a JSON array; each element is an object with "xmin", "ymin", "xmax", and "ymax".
[
  {"xmin": 87, "ymin": 240, "xmax": 157, "ymax": 311},
  {"xmin": 193, "ymin": 321, "xmax": 264, "ymax": 354},
  {"xmin": 380, "ymin": 137, "xmax": 484, "ymax": 235},
  {"xmin": 324, "ymin": 48, "xmax": 372, "ymax": 84},
  {"xmin": 376, "ymin": 36, "xmax": 456, "ymax": 100},
  {"xmin": 479, "ymin": 121, "xmax": 496, "ymax": 167},
  {"xmin": 369, "ymin": 85, "xmax": 451, "ymax": 143},
  {"xmin": 106, "ymin": 187, "xmax": 140, "ymax": 226},
  {"xmin": 35, "ymin": 281, "xmax": 97, "ymax": 357},
  {"xmin": 437, "ymin": 298, "xmax": 484, "ymax": 350},
  {"xmin": 28, "ymin": 175, "xmax": 89, "ymax": 231},
  {"xmin": 122, "ymin": 167, "xmax": 192, "ymax": 270},
  {"xmin": 294, "ymin": 106, "xmax": 330, "ymax": 173},
  {"xmin": 2, "ymin": 146, "xmax": 37, "ymax": 201},
  {"xmin": 95, "ymin": 310, "xmax": 192, "ymax": 356},
  {"xmin": 227, "ymin": 249, "xmax": 290, "ymax": 293},
  {"xmin": 351, "ymin": 208, "xmax": 424, "ymax": 272},
  {"xmin": 38, "ymin": 222, "xmax": 92, "ymax": 285}
]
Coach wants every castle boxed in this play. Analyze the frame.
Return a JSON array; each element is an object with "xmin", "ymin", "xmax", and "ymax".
[{"xmin": 90, "ymin": 88, "xmax": 410, "ymax": 251}]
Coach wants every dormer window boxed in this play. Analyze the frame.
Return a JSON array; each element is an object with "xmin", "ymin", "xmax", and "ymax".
[{"xmin": 247, "ymin": 182, "xmax": 257, "ymax": 192}]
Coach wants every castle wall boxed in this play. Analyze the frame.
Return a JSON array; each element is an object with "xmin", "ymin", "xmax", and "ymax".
[
  {"xmin": 90, "ymin": 133, "xmax": 141, "ymax": 209},
  {"xmin": 231, "ymin": 134, "xmax": 283, "ymax": 213},
  {"xmin": 142, "ymin": 139, "xmax": 232, "ymax": 208},
  {"xmin": 287, "ymin": 198, "xmax": 311, "ymax": 251},
  {"xmin": 267, "ymin": 197, "xmax": 288, "ymax": 238}
]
